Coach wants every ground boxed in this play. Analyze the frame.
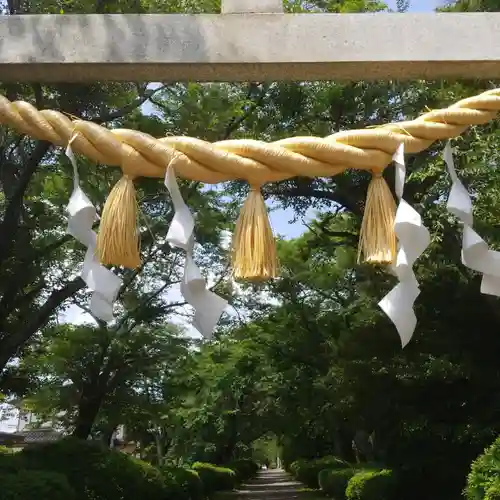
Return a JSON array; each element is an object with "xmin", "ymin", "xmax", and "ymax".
[{"xmin": 215, "ymin": 469, "xmax": 324, "ymax": 500}]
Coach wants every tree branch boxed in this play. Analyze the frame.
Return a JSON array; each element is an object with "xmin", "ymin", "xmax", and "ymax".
[
  {"xmin": 0, "ymin": 278, "xmax": 46, "ymax": 322},
  {"xmin": 92, "ymin": 85, "xmax": 167, "ymax": 124},
  {"xmin": 31, "ymin": 84, "xmax": 44, "ymax": 109},
  {"xmin": 0, "ymin": 277, "xmax": 85, "ymax": 370},
  {"xmin": 0, "ymin": 140, "xmax": 52, "ymax": 268},
  {"xmin": 71, "ymin": 301, "xmax": 108, "ymax": 330},
  {"xmin": 267, "ymin": 185, "xmax": 362, "ymax": 216},
  {"xmin": 220, "ymin": 83, "xmax": 268, "ymax": 140},
  {"xmin": 304, "ymin": 221, "xmax": 357, "ymax": 242}
]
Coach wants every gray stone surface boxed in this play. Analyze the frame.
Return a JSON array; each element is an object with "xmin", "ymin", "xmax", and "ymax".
[
  {"xmin": 222, "ymin": 0, "xmax": 284, "ymax": 13},
  {"xmin": 1, "ymin": 13, "xmax": 500, "ymax": 82}
]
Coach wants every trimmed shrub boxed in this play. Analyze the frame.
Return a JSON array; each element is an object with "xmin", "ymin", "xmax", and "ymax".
[
  {"xmin": 226, "ymin": 458, "xmax": 259, "ymax": 482},
  {"xmin": 192, "ymin": 462, "xmax": 237, "ymax": 496},
  {"xmin": 0, "ymin": 450, "xmax": 22, "ymax": 473},
  {"xmin": 465, "ymin": 436, "xmax": 500, "ymax": 500},
  {"xmin": 346, "ymin": 469, "xmax": 395, "ymax": 500},
  {"xmin": 289, "ymin": 458, "xmax": 305, "ymax": 477},
  {"xmin": 1, "ymin": 470, "xmax": 75, "ymax": 500},
  {"xmin": 19, "ymin": 437, "xmax": 172, "ymax": 500},
  {"xmin": 352, "ymin": 462, "xmax": 385, "ymax": 471},
  {"xmin": 127, "ymin": 457, "xmax": 177, "ymax": 498},
  {"xmin": 161, "ymin": 466, "xmax": 204, "ymax": 500},
  {"xmin": 319, "ymin": 467, "xmax": 357, "ymax": 499},
  {"xmin": 291, "ymin": 456, "xmax": 351, "ymax": 489},
  {"xmin": 486, "ymin": 479, "xmax": 500, "ymax": 500},
  {"xmin": 486, "ymin": 480, "xmax": 500, "ymax": 500}
]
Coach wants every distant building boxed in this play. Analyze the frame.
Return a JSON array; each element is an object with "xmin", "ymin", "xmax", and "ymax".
[
  {"xmin": 0, "ymin": 405, "xmax": 63, "ymax": 449},
  {"xmin": 0, "ymin": 404, "xmax": 136, "ymax": 453}
]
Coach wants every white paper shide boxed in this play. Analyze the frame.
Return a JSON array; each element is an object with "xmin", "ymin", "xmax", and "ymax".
[
  {"xmin": 444, "ymin": 142, "xmax": 500, "ymax": 296},
  {"xmin": 164, "ymin": 166, "xmax": 228, "ymax": 339},
  {"xmin": 378, "ymin": 144, "xmax": 430, "ymax": 347},
  {"xmin": 65, "ymin": 145, "xmax": 122, "ymax": 322}
]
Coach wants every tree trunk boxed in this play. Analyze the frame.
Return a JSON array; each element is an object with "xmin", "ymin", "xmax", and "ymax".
[
  {"xmin": 216, "ymin": 411, "xmax": 239, "ymax": 464},
  {"xmin": 155, "ymin": 430, "xmax": 164, "ymax": 466},
  {"xmin": 102, "ymin": 426, "xmax": 117, "ymax": 448},
  {"xmin": 72, "ymin": 391, "xmax": 105, "ymax": 440},
  {"xmin": 333, "ymin": 425, "xmax": 343, "ymax": 458}
]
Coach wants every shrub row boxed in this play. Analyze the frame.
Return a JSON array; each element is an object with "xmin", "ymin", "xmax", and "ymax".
[
  {"xmin": 290, "ymin": 433, "xmax": 500, "ymax": 500},
  {"xmin": 289, "ymin": 455, "xmax": 395, "ymax": 500},
  {"xmin": 0, "ymin": 438, "xmax": 258, "ymax": 500},
  {"xmin": 192, "ymin": 462, "xmax": 237, "ymax": 497},
  {"xmin": 162, "ymin": 465, "xmax": 205, "ymax": 500},
  {"xmin": 289, "ymin": 455, "xmax": 350, "ymax": 488},
  {"xmin": 189, "ymin": 459, "xmax": 259, "ymax": 496},
  {"xmin": 225, "ymin": 458, "xmax": 260, "ymax": 482},
  {"xmin": 319, "ymin": 467, "xmax": 356, "ymax": 498},
  {"xmin": 319, "ymin": 467, "xmax": 395, "ymax": 500}
]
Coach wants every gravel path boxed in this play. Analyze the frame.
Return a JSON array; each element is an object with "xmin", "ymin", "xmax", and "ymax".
[{"xmin": 229, "ymin": 468, "xmax": 312, "ymax": 500}]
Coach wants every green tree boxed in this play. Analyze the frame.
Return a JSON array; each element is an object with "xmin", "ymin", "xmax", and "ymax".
[
  {"xmin": 0, "ymin": 0, "xmax": 234, "ymax": 378},
  {"xmin": 17, "ymin": 323, "xmax": 190, "ymax": 445},
  {"xmin": 167, "ymin": 334, "xmax": 279, "ymax": 464}
]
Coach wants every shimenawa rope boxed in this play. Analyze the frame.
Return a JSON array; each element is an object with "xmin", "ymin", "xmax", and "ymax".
[{"xmin": 1, "ymin": 88, "xmax": 499, "ymax": 278}]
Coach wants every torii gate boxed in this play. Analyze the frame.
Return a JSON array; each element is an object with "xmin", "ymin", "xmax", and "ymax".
[{"xmin": 1, "ymin": 0, "xmax": 500, "ymax": 82}]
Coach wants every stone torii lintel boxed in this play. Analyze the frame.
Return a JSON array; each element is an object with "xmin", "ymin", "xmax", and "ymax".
[{"xmin": 1, "ymin": 12, "xmax": 500, "ymax": 82}]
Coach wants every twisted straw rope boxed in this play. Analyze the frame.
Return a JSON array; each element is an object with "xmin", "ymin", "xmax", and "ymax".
[{"xmin": 1, "ymin": 89, "xmax": 500, "ymax": 184}]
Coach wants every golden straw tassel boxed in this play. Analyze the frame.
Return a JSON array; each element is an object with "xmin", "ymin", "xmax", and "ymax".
[
  {"xmin": 357, "ymin": 170, "xmax": 397, "ymax": 265},
  {"xmin": 232, "ymin": 185, "xmax": 279, "ymax": 281},
  {"xmin": 96, "ymin": 175, "xmax": 141, "ymax": 269}
]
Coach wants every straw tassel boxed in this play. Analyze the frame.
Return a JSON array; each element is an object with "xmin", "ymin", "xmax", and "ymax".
[
  {"xmin": 232, "ymin": 185, "xmax": 278, "ymax": 280},
  {"xmin": 357, "ymin": 170, "xmax": 397, "ymax": 265},
  {"xmin": 96, "ymin": 175, "xmax": 141, "ymax": 269}
]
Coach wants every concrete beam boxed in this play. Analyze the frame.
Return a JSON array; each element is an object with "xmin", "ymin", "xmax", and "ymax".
[
  {"xmin": 221, "ymin": 0, "xmax": 284, "ymax": 13},
  {"xmin": 2, "ymin": 13, "xmax": 500, "ymax": 82}
]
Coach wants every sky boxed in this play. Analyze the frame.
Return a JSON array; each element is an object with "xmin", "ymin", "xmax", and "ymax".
[{"xmin": 1, "ymin": 0, "xmax": 448, "ymax": 432}]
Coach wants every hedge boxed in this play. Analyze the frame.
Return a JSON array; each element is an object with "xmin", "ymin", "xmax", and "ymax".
[
  {"xmin": 0, "ymin": 438, "xmax": 249, "ymax": 500},
  {"xmin": 192, "ymin": 462, "xmax": 237, "ymax": 496},
  {"xmin": 1, "ymin": 470, "xmax": 76, "ymax": 500},
  {"xmin": 346, "ymin": 469, "xmax": 395, "ymax": 500},
  {"xmin": 465, "ymin": 436, "xmax": 500, "ymax": 500},
  {"xmin": 161, "ymin": 466, "xmax": 204, "ymax": 500},
  {"xmin": 290, "ymin": 456, "xmax": 351, "ymax": 489},
  {"xmin": 319, "ymin": 467, "xmax": 357, "ymax": 499},
  {"xmin": 18, "ymin": 438, "xmax": 172, "ymax": 500},
  {"xmin": 226, "ymin": 459, "xmax": 260, "ymax": 482}
]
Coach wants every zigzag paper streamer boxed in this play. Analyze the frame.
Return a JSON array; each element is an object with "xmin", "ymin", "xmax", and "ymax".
[
  {"xmin": 444, "ymin": 142, "xmax": 500, "ymax": 296},
  {"xmin": 164, "ymin": 166, "xmax": 228, "ymax": 339},
  {"xmin": 379, "ymin": 144, "xmax": 430, "ymax": 347},
  {"xmin": 65, "ymin": 145, "xmax": 121, "ymax": 322}
]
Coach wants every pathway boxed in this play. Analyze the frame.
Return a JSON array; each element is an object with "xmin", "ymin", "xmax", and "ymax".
[{"xmin": 228, "ymin": 468, "xmax": 313, "ymax": 500}]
